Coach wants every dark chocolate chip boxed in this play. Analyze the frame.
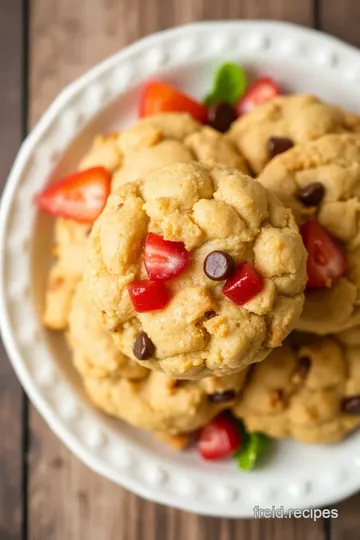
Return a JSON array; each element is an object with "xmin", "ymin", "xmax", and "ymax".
[
  {"xmin": 268, "ymin": 137, "xmax": 294, "ymax": 159},
  {"xmin": 207, "ymin": 102, "xmax": 237, "ymax": 133},
  {"xmin": 133, "ymin": 331, "xmax": 155, "ymax": 360},
  {"xmin": 296, "ymin": 356, "xmax": 311, "ymax": 379},
  {"xmin": 208, "ymin": 390, "xmax": 237, "ymax": 403},
  {"xmin": 297, "ymin": 182, "xmax": 325, "ymax": 207},
  {"xmin": 203, "ymin": 251, "xmax": 235, "ymax": 281},
  {"xmin": 341, "ymin": 395, "xmax": 360, "ymax": 414},
  {"xmin": 204, "ymin": 310, "xmax": 216, "ymax": 320}
]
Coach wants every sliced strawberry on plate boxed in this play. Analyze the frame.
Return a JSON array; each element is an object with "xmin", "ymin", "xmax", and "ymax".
[
  {"xmin": 144, "ymin": 233, "xmax": 189, "ymax": 281},
  {"xmin": 128, "ymin": 279, "xmax": 170, "ymax": 312},
  {"xmin": 196, "ymin": 413, "xmax": 242, "ymax": 461},
  {"xmin": 38, "ymin": 166, "xmax": 111, "ymax": 223},
  {"xmin": 301, "ymin": 220, "xmax": 348, "ymax": 288},
  {"xmin": 236, "ymin": 76, "xmax": 280, "ymax": 116},
  {"xmin": 139, "ymin": 81, "xmax": 208, "ymax": 123},
  {"xmin": 222, "ymin": 262, "xmax": 263, "ymax": 305}
]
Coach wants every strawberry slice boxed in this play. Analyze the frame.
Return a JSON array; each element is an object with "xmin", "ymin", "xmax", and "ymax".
[
  {"xmin": 236, "ymin": 77, "xmax": 280, "ymax": 116},
  {"xmin": 139, "ymin": 81, "xmax": 208, "ymax": 123},
  {"xmin": 38, "ymin": 166, "xmax": 110, "ymax": 223},
  {"xmin": 128, "ymin": 280, "xmax": 170, "ymax": 312},
  {"xmin": 196, "ymin": 413, "xmax": 241, "ymax": 461},
  {"xmin": 144, "ymin": 233, "xmax": 189, "ymax": 281},
  {"xmin": 222, "ymin": 262, "xmax": 263, "ymax": 305},
  {"xmin": 301, "ymin": 220, "xmax": 347, "ymax": 288}
]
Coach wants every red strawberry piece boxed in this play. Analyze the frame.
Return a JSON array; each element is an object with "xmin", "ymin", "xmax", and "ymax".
[
  {"xmin": 128, "ymin": 280, "xmax": 170, "ymax": 312},
  {"xmin": 222, "ymin": 262, "xmax": 263, "ymax": 305},
  {"xmin": 196, "ymin": 413, "xmax": 242, "ymax": 461},
  {"xmin": 144, "ymin": 233, "xmax": 189, "ymax": 281},
  {"xmin": 37, "ymin": 166, "xmax": 111, "ymax": 224},
  {"xmin": 139, "ymin": 81, "xmax": 208, "ymax": 123},
  {"xmin": 301, "ymin": 220, "xmax": 347, "ymax": 288},
  {"xmin": 236, "ymin": 76, "xmax": 280, "ymax": 116}
]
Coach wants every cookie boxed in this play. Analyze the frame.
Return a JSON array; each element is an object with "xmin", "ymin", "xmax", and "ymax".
[
  {"xmin": 43, "ymin": 113, "xmax": 249, "ymax": 330},
  {"xmin": 83, "ymin": 368, "xmax": 248, "ymax": 436},
  {"xmin": 228, "ymin": 94, "xmax": 360, "ymax": 174},
  {"xmin": 84, "ymin": 161, "xmax": 307, "ymax": 379},
  {"xmin": 258, "ymin": 133, "xmax": 360, "ymax": 334},
  {"xmin": 232, "ymin": 336, "xmax": 360, "ymax": 443},
  {"xmin": 43, "ymin": 133, "xmax": 122, "ymax": 330},
  {"xmin": 43, "ymin": 218, "xmax": 90, "ymax": 329},
  {"xmin": 112, "ymin": 112, "xmax": 248, "ymax": 190},
  {"xmin": 68, "ymin": 282, "xmax": 247, "ymax": 435},
  {"xmin": 68, "ymin": 281, "xmax": 148, "ymax": 380}
]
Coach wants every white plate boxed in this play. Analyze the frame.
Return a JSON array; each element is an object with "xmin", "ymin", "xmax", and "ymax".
[{"xmin": 1, "ymin": 21, "xmax": 360, "ymax": 518}]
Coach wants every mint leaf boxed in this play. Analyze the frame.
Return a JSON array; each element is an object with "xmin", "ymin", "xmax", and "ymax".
[
  {"xmin": 205, "ymin": 63, "xmax": 247, "ymax": 106},
  {"xmin": 235, "ymin": 432, "xmax": 270, "ymax": 471}
]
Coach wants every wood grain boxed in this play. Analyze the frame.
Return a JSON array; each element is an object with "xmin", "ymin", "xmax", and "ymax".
[
  {"xmin": 0, "ymin": 1, "xmax": 25, "ymax": 539},
  {"xmin": 330, "ymin": 496, "xmax": 360, "ymax": 540},
  {"xmin": 318, "ymin": 1, "xmax": 360, "ymax": 535},
  {"xmin": 27, "ymin": 0, "xmax": 333, "ymax": 539},
  {"xmin": 320, "ymin": 0, "xmax": 360, "ymax": 48}
]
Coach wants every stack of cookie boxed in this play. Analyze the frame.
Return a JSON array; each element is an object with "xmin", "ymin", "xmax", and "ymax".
[
  {"xmin": 229, "ymin": 95, "xmax": 360, "ymax": 443},
  {"xmin": 43, "ymin": 96, "xmax": 360, "ymax": 452}
]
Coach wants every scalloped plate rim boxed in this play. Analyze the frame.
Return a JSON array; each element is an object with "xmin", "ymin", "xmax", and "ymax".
[{"xmin": 1, "ymin": 20, "xmax": 360, "ymax": 517}]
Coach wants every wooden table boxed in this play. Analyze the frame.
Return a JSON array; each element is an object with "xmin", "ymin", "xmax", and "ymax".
[{"xmin": 1, "ymin": 0, "xmax": 360, "ymax": 538}]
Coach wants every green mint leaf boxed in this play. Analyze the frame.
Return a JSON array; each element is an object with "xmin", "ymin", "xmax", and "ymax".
[
  {"xmin": 235, "ymin": 432, "xmax": 270, "ymax": 472},
  {"xmin": 205, "ymin": 62, "xmax": 247, "ymax": 106}
]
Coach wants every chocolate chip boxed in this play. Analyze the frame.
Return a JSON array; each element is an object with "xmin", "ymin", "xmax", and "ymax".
[
  {"xmin": 341, "ymin": 395, "xmax": 360, "ymax": 414},
  {"xmin": 297, "ymin": 182, "xmax": 325, "ymax": 207},
  {"xmin": 208, "ymin": 390, "xmax": 237, "ymax": 403},
  {"xmin": 268, "ymin": 137, "xmax": 294, "ymax": 159},
  {"xmin": 203, "ymin": 251, "xmax": 235, "ymax": 281},
  {"xmin": 207, "ymin": 102, "xmax": 237, "ymax": 133},
  {"xmin": 204, "ymin": 310, "xmax": 216, "ymax": 320},
  {"xmin": 133, "ymin": 332, "xmax": 155, "ymax": 360},
  {"xmin": 297, "ymin": 356, "xmax": 311, "ymax": 379}
]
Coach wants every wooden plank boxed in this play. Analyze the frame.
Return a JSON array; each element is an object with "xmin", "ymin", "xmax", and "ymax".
[
  {"xmin": 0, "ymin": 1, "xmax": 25, "ymax": 539},
  {"xmin": 28, "ymin": 1, "xmax": 325, "ymax": 539},
  {"xmin": 318, "ymin": 2, "xmax": 360, "ymax": 538},
  {"xmin": 320, "ymin": 0, "xmax": 360, "ymax": 48},
  {"xmin": 330, "ymin": 496, "xmax": 360, "ymax": 540}
]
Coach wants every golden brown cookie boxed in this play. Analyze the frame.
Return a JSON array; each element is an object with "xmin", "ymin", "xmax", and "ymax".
[
  {"xmin": 68, "ymin": 281, "xmax": 247, "ymax": 435},
  {"xmin": 258, "ymin": 133, "xmax": 360, "ymax": 334},
  {"xmin": 228, "ymin": 94, "xmax": 360, "ymax": 174},
  {"xmin": 43, "ymin": 133, "xmax": 122, "ymax": 330},
  {"xmin": 43, "ymin": 218, "xmax": 90, "ymax": 329},
  {"xmin": 68, "ymin": 282, "xmax": 147, "ymax": 380},
  {"xmin": 84, "ymin": 161, "xmax": 307, "ymax": 379},
  {"xmin": 44, "ymin": 113, "xmax": 249, "ymax": 330},
  {"xmin": 112, "ymin": 112, "xmax": 248, "ymax": 189},
  {"xmin": 233, "ymin": 336, "xmax": 360, "ymax": 443},
  {"xmin": 83, "ymin": 369, "xmax": 248, "ymax": 436}
]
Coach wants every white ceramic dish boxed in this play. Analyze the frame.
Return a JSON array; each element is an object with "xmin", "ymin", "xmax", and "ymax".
[{"xmin": 2, "ymin": 21, "xmax": 360, "ymax": 518}]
